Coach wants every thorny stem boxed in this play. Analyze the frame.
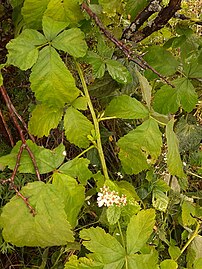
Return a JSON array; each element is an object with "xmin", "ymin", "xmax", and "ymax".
[
  {"xmin": 0, "ymin": 85, "xmax": 41, "ymax": 181},
  {"xmin": 175, "ymin": 222, "xmax": 201, "ymax": 261},
  {"xmin": 0, "ymin": 108, "xmax": 14, "ymax": 146},
  {"xmin": 81, "ymin": 2, "xmax": 174, "ymax": 87},
  {"xmin": 75, "ymin": 61, "xmax": 109, "ymax": 180}
]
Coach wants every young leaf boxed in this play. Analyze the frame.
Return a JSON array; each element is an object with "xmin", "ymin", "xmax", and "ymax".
[
  {"xmin": 30, "ymin": 46, "xmax": 80, "ymax": 107},
  {"xmin": 52, "ymin": 173, "xmax": 85, "ymax": 228},
  {"xmin": 0, "ymin": 181, "xmax": 74, "ymax": 247},
  {"xmin": 52, "ymin": 28, "xmax": 87, "ymax": 58},
  {"xmin": 152, "ymin": 190, "xmax": 169, "ymax": 212},
  {"xmin": 126, "ymin": 209, "xmax": 155, "ymax": 254},
  {"xmin": 64, "ymin": 255, "xmax": 103, "ymax": 269},
  {"xmin": 160, "ymin": 259, "xmax": 178, "ymax": 269},
  {"xmin": 106, "ymin": 59, "xmax": 132, "ymax": 84},
  {"xmin": 28, "ymin": 104, "xmax": 63, "ymax": 137},
  {"xmin": 64, "ymin": 107, "xmax": 94, "ymax": 148},
  {"xmin": 104, "ymin": 95, "xmax": 149, "ymax": 119},
  {"xmin": 80, "ymin": 227, "xmax": 125, "ymax": 267},
  {"xmin": 59, "ymin": 158, "xmax": 93, "ymax": 185},
  {"xmin": 6, "ymin": 29, "xmax": 46, "ymax": 70},
  {"xmin": 22, "ymin": 0, "xmax": 50, "ymax": 29},
  {"xmin": 42, "ymin": 16, "xmax": 68, "ymax": 40},
  {"xmin": 0, "ymin": 140, "xmax": 65, "ymax": 174},
  {"xmin": 136, "ymin": 70, "xmax": 152, "ymax": 109},
  {"xmin": 166, "ymin": 119, "xmax": 186, "ymax": 178}
]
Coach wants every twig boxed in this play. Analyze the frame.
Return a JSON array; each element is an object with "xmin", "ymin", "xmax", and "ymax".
[
  {"xmin": 129, "ymin": 0, "xmax": 182, "ymax": 43},
  {"xmin": 0, "ymin": 85, "xmax": 41, "ymax": 181},
  {"xmin": 81, "ymin": 3, "xmax": 174, "ymax": 87},
  {"xmin": 174, "ymin": 13, "xmax": 202, "ymax": 25},
  {"xmin": 0, "ymin": 108, "xmax": 14, "ymax": 146}
]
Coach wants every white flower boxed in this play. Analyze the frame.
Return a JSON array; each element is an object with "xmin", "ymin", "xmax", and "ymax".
[
  {"xmin": 97, "ymin": 185, "xmax": 127, "ymax": 208},
  {"xmin": 62, "ymin": 150, "xmax": 67, "ymax": 156}
]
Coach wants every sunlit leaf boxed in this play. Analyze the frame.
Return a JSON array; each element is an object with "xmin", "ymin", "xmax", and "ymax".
[
  {"xmin": 6, "ymin": 29, "xmax": 46, "ymax": 70},
  {"xmin": 166, "ymin": 119, "xmax": 186, "ymax": 178},
  {"xmin": 98, "ymin": 0, "xmax": 123, "ymax": 16},
  {"xmin": 80, "ymin": 227, "xmax": 125, "ymax": 266},
  {"xmin": 0, "ymin": 181, "xmax": 74, "ymax": 247},
  {"xmin": 42, "ymin": 16, "xmax": 68, "ymax": 40},
  {"xmin": 30, "ymin": 46, "xmax": 80, "ymax": 107},
  {"xmin": 104, "ymin": 95, "xmax": 149, "ymax": 119},
  {"xmin": 64, "ymin": 107, "xmax": 94, "ymax": 148},
  {"xmin": 52, "ymin": 173, "xmax": 85, "ymax": 227},
  {"xmin": 28, "ymin": 104, "xmax": 63, "ymax": 137},
  {"xmin": 52, "ymin": 28, "xmax": 87, "ymax": 58},
  {"xmin": 0, "ymin": 140, "xmax": 65, "ymax": 174},
  {"xmin": 63, "ymin": 0, "xmax": 83, "ymax": 24},
  {"xmin": 59, "ymin": 158, "xmax": 93, "ymax": 185},
  {"xmin": 127, "ymin": 209, "xmax": 155, "ymax": 254},
  {"xmin": 127, "ymin": 251, "xmax": 159, "ymax": 269},
  {"xmin": 182, "ymin": 200, "xmax": 196, "ymax": 226},
  {"xmin": 22, "ymin": 0, "xmax": 50, "ymax": 29},
  {"xmin": 160, "ymin": 259, "xmax": 178, "ymax": 269}
]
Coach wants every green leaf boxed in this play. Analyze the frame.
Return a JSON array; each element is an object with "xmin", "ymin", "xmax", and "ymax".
[
  {"xmin": 52, "ymin": 28, "xmax": 87, "ymax": 58},
  {"xmin": 160, "ymin": 259, "xmax": 178, "ymax": 269},
  {"xmin": 6, "ymin": 29, "xmax": 46, "ymax": 70},
  {"xmin": 153, "ymin": 78, "xmax": 198, "ymax": 114},
  {"xmin": 166, "ymin": 119, "xmax": 186, "ymax": 178},
  {"xmin": 0, "ymin": 71, "xmax": 3, "ymax": 86},
  {"xmin": 84, "ymin": 51, "xmax": 106, "ymax": 78},
  {"xmin": 136, "ymin": 70, "xmax": 152, "ymax": 109},
  {"xmin": 104, "ymin": 95, "xmax": 149, "ymax": 119},
  {"xmin": 63, "ymin": 0, "xmax": 83, "ymax": 25},
  {"xmin": 106, "ymin": 59, "xmax": 132, "ymax": 84},
  {"xmin": 106, "ymin": 206, "xmax": 121, "ymax": 225},
  {"xmin": 64, "ymin": 107, "xmax": 94, "ymax": 148},
  {"xmin": 118, "ymin": 145, "xmax": 149, "ymax": 175},
  {"xmin": 182, "ymin": 200, "xmax": 196, "ymax": 226},
  {"xmin": 0, "ymin": 181, "xmax": 74, "ymax": 247},
  {"xmin": 65, "ymin": 255, "xmax": 103, "ymax": 269},
  {"xmin": 72, "ymin": 97, "xmax": 88, "ymax": 110},
  {"xmin": 127, "ymin": 251, "xmax": 159, "ymax": 269},
  {"xmin": 59, "ymin": 158, "xmax": 93, "ymax": 185},
  {"xmin": 126, "ymin": 209, "xmax": 155, "ymax": 254},
  {"xmin": 22, "ymin": 0, "xmax": 50, "ymax": 29},
  {"xmin": 28, "ymin": 104, "xmax": 63, "ymax": 137},
  {"xmin": 118, "ymin": 119, "xmax": 162, "ymax": 174},
  {"xmin": 52, "ymin": 173, "xmax": 85, "ymax": 227},
  {"xmin": 98, "ymin": 0, "xmax": 123, "ymax": 16},
  {"xmin": 97, "ymin": 36, "xmax": 114, "ymax": 59},
  {"xmin": 168, "ymin": 245, "xmax": 181, "ymax": 260},
  {"xmin": 80, "ymin": 227, "xmax": 125, "ymax": 266},
  {"xmin": 194, "ymin": 258, "xmax": 202, "ymax": 269},
  {"xmin": 30, "ymin": 46, "xmax": 80, "ymax": 107},
  {"xmin": 152, "ymin": 190, "xmax": 169, "ymax": 212},
  {"xmin": 144, "ymin": 46, "xmax": 179, "ymax": 79},
  {"xmin": 42, "ymin": 16, "xmax": 68, "ymax": 40},
  {"xmin": 44, "ymin": 0, "xmax": 66, "ymax": 22},
  {"xmin": 0, "ymin": 140, "xmax": 65, "ymax": 174},
  {"xmin": 126, "ymin": 0, "xmax": 150, "ymax": 20},
  {"xmin": 183, "ymin": 58, "xmax": 202, "ymax": 79},
  {"xmin": 9, "ymin": 0, "xmax": 24, "ymax": 8}
]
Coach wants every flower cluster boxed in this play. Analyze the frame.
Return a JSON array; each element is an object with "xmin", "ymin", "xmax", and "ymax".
[{"xmin": 97, "ymin": 185, "xmax": 127, "ymax": 207}]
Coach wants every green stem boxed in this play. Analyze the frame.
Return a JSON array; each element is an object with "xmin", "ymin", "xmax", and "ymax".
[
  {"xmin": 75, "ymin": 61, "xmax": 109, "ymax": 180},
  {"xmin": 175, "ymin": 222, "xmax": 200, "ymax": 261},
  {"xmin": 98, "ymin": 116, "xmax": 117, "ymax": 122},
  {"xmin": 75, "ymin": 145, "xmax": 95, "ymax": 159},
  {"xmin": 118, "ymin": 220, "xmax": 126, "ymax": 249}
]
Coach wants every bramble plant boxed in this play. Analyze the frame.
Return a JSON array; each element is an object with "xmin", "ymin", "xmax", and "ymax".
[{"xmin": 0, "ymin": 0, "xmax": 202, "ymax": 268}]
